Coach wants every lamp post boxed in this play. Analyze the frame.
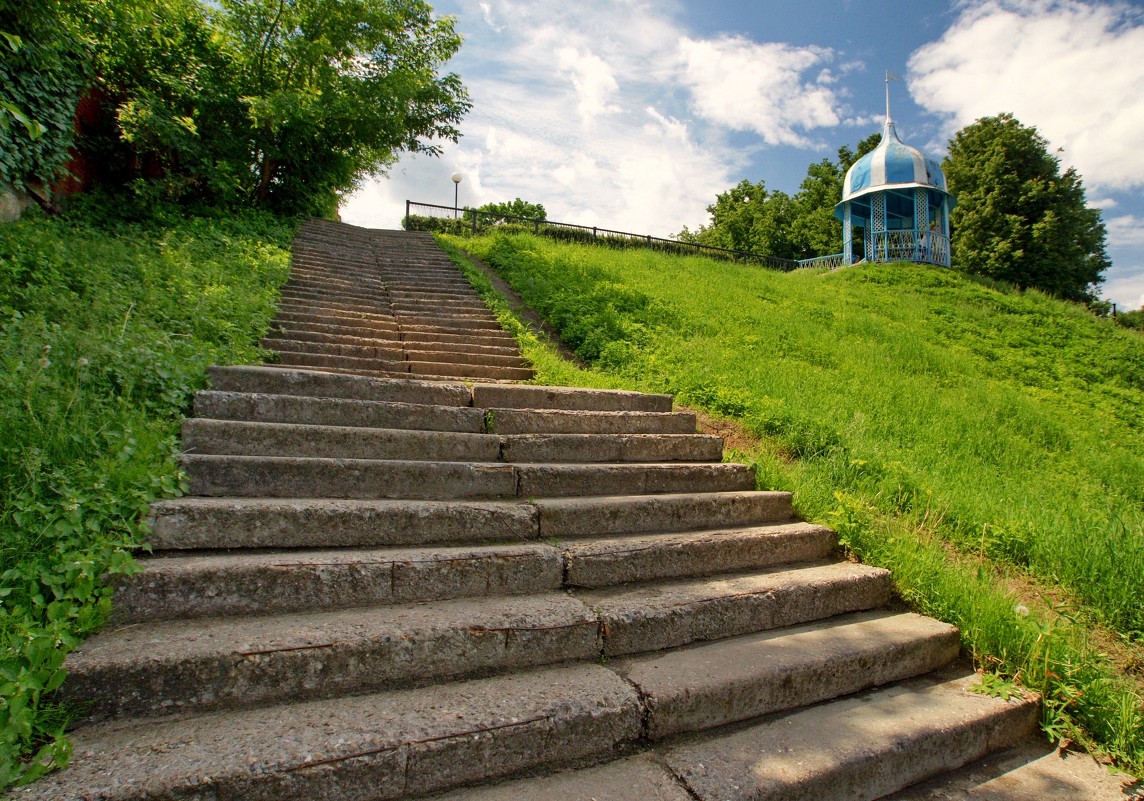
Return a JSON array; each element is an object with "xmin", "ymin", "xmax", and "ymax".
[{"xmin": 451, "ymin": 172, "xmax": 462, "ymax": 218}]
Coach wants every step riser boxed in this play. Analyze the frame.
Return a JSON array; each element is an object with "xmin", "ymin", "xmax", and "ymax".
[
  {"xmin": 271, "ymin": 350, "xmax": 411, "ymax": 374},
  {"xmin": 473, "ymin": 385, "xmax": 673, "ymax": 413},
  {"xmin": 502, "ymin": 434, "xmax": 724, "ymax": 464},
  {"xmin": 182, "ymin": 419, "xmax": 499, "ymax": 462},
  {"xmin": 592, "ymin": 565, "xmax": 893, "ymax": 657},
  {"xmin": 147, "ymin": 498, "xmax": 541, "ymax": 550},
  {"xmin": 564, "ymin": 525, "xmax": 836, "ymax": 588},
  {"xmin": 112, "ymin": 545, "xmax": 563, "ymax": 624},
  {"xmin": 409, "ymin": 362, "xmax": 536, "ymax": 381},
  {"xmin": 262, "ymin": 338, "xmax": 406, "ymax": 361},
  {"xmin": 206, "ymin": 366, "xmax": 472, "ymax": 406},
  {"xmin": 536, "ymin": 492, "xmax": 795, "ymax": 538},
  {"xmin": 68, "ymin": 597, "xmax": 601, "ymax": 722},
  {"xmin": 194, "ymin": 391, "xmax": 486, "ymax": 432},
  {"xmin": 181, "ymin": 456, "xmax": 754, "ymax": 500},
  {"xmin": 489, "ymin": 409, "xmax": 697, "ymax": 435}
]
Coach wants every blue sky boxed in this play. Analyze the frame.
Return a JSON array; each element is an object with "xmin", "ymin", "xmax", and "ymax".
[{"xmin": 341, "ymin": 0, "xmax": 1144, "ymax": 309}]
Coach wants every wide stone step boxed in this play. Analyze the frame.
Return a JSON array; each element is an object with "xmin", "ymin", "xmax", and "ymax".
[
  {"xmin": 261, "ymin": 337, "xmax": 406, "ymax": 362},
  {"xmin": 536, "ymin": 491, "xmax": 796, "ymax": 538},
  {"xmin": 401, "ymin": 329, "xmax": 518, "ymax": 348},
  {"xmin": 271, "ymin": 349, "xmax": 412, "ymax": 375},
  {"xmin": 663, "ymin": 670, "xmax": 1039, "ymax": 801},
  {"xmin": 266, "ymin": 326, "xmax": 404, "ymax": 348},
  {"xmin": 276, "ymin": 299, "xmax": 398, "ymax": 321},
  {"xmin": 22, "ymin": 665, "xmax": 641, "ymax": 801},
  {"xmin": 147, "ymin": 497, "xmax": 540, "ymax": 550},
  {"xmin": 65, "ymin": 592, "xmax": 602, "ymax": 721},
  {"xmin": 279, "ymin": 286, "xmax": 392, "ymax": 307},
  {"xmin": 394, "ymin": 314, "xmax": 504, "ymax": 331},
  {"xmin": 181, "ymin": 455, "xmax": 755, "ymax": 499},
  {"xmin": 487, "ymin": 408, "xmax": 696, "ymax": 435},
  {"xmin": 182, "ymin": 418, "xmax": 499, "ymax": 461},
  {"xmin": 474, "ymin": 384, "xmax": 673, "ymax": 412},
  {"xmin": 577, "ymin": 560, "xmax": 892, "ymax": 656},
  {"xmin": 193, "ymin": 391, "xmax": 486, "ymax": 432},
  {"xmin": 272, "ymin": 309, "xmax": 400, "ymax": 334},
  {"xmin": 112, "ymin": 542, "xmax": 562, "ymax": 624},
  {"xmin": 408, "ymin": 361, "xmax": 536, "ymax": 381},
  {"xmin": 501, "ymin": 433, "xmax": 724, "ymax": 463},
  {"xmin": 404, "ymin": 348, "xmax": 530, "ymax": 368},
  {"xmin": 205, "ymin": 366, "xmax": 473, "ymax": 405},
  {"xmin": 561, "ymin": 522, "xmax": 836, "ymax": 587}
]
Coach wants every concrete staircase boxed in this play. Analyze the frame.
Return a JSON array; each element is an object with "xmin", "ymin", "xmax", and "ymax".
[{"xmin": 20, "ymin": 222, "xmax": 1038, "ymax": 801}]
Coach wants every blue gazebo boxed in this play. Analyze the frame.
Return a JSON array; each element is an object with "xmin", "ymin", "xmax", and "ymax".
[{"xmin": 834, "ymin": 82, "xmax": 956, "ymax": 267}]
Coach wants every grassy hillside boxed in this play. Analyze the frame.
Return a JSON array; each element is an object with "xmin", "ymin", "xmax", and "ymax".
[
  {"xmin": 0, "ymin": 202, "xmax": 293, "ymax": 786},
  {"xmin": 441, "ymin": 232, "xmax": 1144, "ymax": 769}
]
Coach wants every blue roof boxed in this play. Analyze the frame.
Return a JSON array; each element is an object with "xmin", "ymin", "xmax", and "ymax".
[{"xmin": 840, "ymin": 118, "xmax": 951, "ymax": 204}]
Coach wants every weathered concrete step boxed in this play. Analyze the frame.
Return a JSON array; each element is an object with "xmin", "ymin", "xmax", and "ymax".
[
  {"xmin": 181, "ymin": 455, "xmax": 755, "ymax": 500},
  {"xmin": 399, "ymin": 322, "xmax": 516, "ymax": 339},
  {"xmin": 475, "ymin": 384, "xmax": 674, "ymax": 413},
  {"xmin": 404, "ymin": 349, "xmax": 530, "ymax": 368},
  {"xmin": 261, "ymin": 336, "xmax": 405, "ymax": 362},
  {"xmin": 21, "ymin": 665, "xmax": 640, "ymax": 801},
  {"xmin": 501, "ymin": 433, "xmax": 724, "ymax": 463},
  {"xmin": 394, "ymin": 314, "xmax": 504, "ymax": 331},
  {"xmin": 112, "ymin": 542, "xmax": 562, "ymax": 624},
  {"xmin": 577, "ymin": 560, "xmax": 892, "ymax": 656},
  {"xmin": 562, "ymin": 522, "xmax": 836, "ymax": 587},
  {"xmin": 205, "ymin": 366, "xmax": 475, "ymax": 405},
  {"xmin": 283, "ymin": 270, "xmax": 388, "ymax": 289},
  {"xmin": 401, "ymin": 329, "xmax": 518, "ymax": 348},
  {"xmin": 277, "ymin": 299, "xmax": 397, "ymax": 320},
  {"xmin": 663, "ymin": 669, "xmax": 1039, "ymax": 801},
  {"xmin": 487, "ymin": 408, "xmax": 696, "ymax": 435},
  {"xmin": 267, "ymin": 361, "xmax": 452, "ymax": 381},
  {"xmin": 391, "ymin": 290, "xmax": 488, "ymax": 303},
  {"xmin": 621, "ymin": 610, "xmax": 961, "ymax": 739},
  {"xmin": 271, "ymin": 349, "xmax": 412, "ymax": 375},
  {"xmin": 65, "ymin": 592, "xmax": 602, "ymax": 721},
  {"xmin": 270, "ymin": 318, "xmax": 403, "ymax": 342},
  {"xmin": 194, "ymin": 391, "xmax": 486, "ymax": 432},
  {"xmin": 409, "ymin": 361, "xmax": 536, "ymax": 381},
  {"xmin": 267, "ymin": 326, "xmax": 404, "ymax": 348},
  {"xmin": 182, "ymin": 418, "xmax": 499, "ymax": 461},
  {"xmin": 403, "ymin": 340, "xmax": 523, "ymax": 358},
  {"xmin": 536, "ymin": 491, "xmax": 796, "ymax": 538},
  {"xmin": 273, "ymin": 309, "xmax": 399, "ymax": 333},
  {"xmin": 279, "ymin": 286, "xmax": 392, "ymax": 306},
  {"xmin": 147, "ymin": 497, "xmax": 539, "ymax": 550}
]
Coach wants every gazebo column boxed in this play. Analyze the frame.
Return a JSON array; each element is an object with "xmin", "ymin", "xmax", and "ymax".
[
  {"xmin": 871, "ymin": 193, "xmax": 886, "ymax": 261},
  {"xmin": 915, "ymin": 188, "xmax": 928, "ymax": 262},
  {"xmin": 842, "ymin": 205, "xmax": 853, "ymax": 265}
]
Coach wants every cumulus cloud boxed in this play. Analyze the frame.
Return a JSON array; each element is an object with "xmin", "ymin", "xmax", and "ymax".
[
  {"xmin": 908, "ymin": 0, "xmax": 1144, "ymax": 191},
  {"xmin": 678, "ymin": 37, "xmax": 842, "ymax": 147},
  {"xmin": 1106, "ymin": 215, "xmax": 1144, "ymax": 247},
  {"xmin": 557, "ymin": 47, "xmax": 620, "ymax": 125}
]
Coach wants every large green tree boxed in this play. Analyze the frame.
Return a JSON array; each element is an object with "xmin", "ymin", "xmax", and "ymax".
[{"xmin": 943, "ymin": 113, "xmax": 1109, "ymax": 301}]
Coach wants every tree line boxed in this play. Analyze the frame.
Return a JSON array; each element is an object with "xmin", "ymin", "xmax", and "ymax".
[
  {"xmin": 681, "ymin": 114, "xmax": 1110, "ymax": 303},
  {"xmin": 1, "ymin": 0, "xmax": 470, "ymax": 217}
]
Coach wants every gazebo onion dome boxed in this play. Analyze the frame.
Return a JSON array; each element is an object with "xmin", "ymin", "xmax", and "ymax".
[{"xmin": 840, "ymin": 118, "xmax": 950, "ymax": 204}]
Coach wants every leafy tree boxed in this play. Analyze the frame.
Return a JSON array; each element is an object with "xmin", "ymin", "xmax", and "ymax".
[
  {"xmin": 475, "ymin": 197, "xmax": 547, "ymax": 222},
  {"xmin": 944, "ymin": 113, "xmax": 1109, "ymax": 301}
]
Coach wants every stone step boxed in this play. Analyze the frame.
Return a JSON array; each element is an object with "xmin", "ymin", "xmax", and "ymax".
[
  {"xmin": 181, "ymin": 418, "xmax": 499, "ymax": 461},
  {"xmin": 474, "ymin": 384, "xmax": 673, "ymax": 412},
  {"xmin": 147, "ymin": 497, "xmax": 540, "ymax": 550},
  {"xmin": 206, "ymin": 366, "xmax": 473, "ymax": 406},
  {"xmin": 279, "ymin": 286, "xmax": 392, "ymax": 306},
  {"xmin": 501, "ymin": 432, "xmax": 724, "ymax": 463},
  {"xmin": 261, "ymin": 337, "xmax": 406, "ymax": 362},
  {"xmin": 561, "ymin": 521, "xmax": 836, "ymax": 587},
  {"xmin": 404, "ymin": 349, "xmax": 530, "ymax": 368},
  {"xmin": 22, "ymin": 665, "xmax": 641, "ymax": 801},
  {"xmin": 193, "ymin": 391, "xmax": 486, "ymax": 432},
  {"xmin": 180, "ymin": 455, "xmax": 755, "ymax": 500},
  {"xmin": 400, "ymin": 329, "xmax": 517, "ymax": 348},
  {"xmin": 533, "ymin": 491, "xmax": 796, "ymax": 537},
  {"xmin": 486, "ymin": 408, "xmax": 696, "ymax": 434},
  {"xmin": 273, "ymin": 309, "xmax": 400, "ymax": 334},
  {"xmin": 662, "ymin": 669, "xmax": 1039, "ymax": 801},
  {"xmin": 112, "ymin": 542, "xmax": 562, "ymax": 624},
  {"xmin": 578, "ymin": 560, "xmax": 892, "ymax": 657},
  {"xmin": 408, "ymin": 361, "xmax": 536, "ymax": 381},
  {"xmin": 276, "ymin": 299, "xmax": 398, "ymax": 321},
  {"xmin": 65, "ymin": 591, "xmax": 604, "ymax": 721},
  {"xmin": 271, "ymin": 349, "xmax": 413, "ymax": 375},
  {"xmin": 267, "ymin": 326, "xmax": 405, "ymax": 348},
  {"xmin": 394, "ymin": 314, "xmax": 505, "ymax": 331}
]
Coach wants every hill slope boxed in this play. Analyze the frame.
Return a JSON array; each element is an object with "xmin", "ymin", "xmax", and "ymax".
[{"xmin": 443, "ymin": 231, "xmax": 1144, "ymax": 767}]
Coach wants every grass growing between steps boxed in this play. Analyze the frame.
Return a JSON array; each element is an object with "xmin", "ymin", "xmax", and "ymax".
[
  {"xmin": 0, "ymin": 201, "xmax": 293, "ymax": 787},
  {"xmin": 440, "ymin": 232, "xmax": 1144, "ymax": 773}
]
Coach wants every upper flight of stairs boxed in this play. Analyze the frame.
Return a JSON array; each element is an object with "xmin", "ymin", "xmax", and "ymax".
[
  {"xmin": 263, "ymin": 219, "xmax": 535, "ymax": 382},
  {"xmin": 19, "ymin": 222, "xmax": 1038, "ymax": 801}
]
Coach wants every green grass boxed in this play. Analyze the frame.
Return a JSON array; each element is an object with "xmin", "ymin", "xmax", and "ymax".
[
  {"xmin": 0, "ymin": 201, "xmax": 293, "ymax": 787},
  {"xmin": 442, "ymin": 231, "xmax": 1144, "ymax": 771}
]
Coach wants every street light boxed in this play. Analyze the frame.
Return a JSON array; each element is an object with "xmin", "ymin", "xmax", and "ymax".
[{"xmin": 451, "ymin": 172, "xmax": 462, "ymax": 218}]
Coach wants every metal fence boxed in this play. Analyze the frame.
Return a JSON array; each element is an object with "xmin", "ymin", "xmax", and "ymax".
[
  {"xmin": 796, "ymin": 253, "xmax": 846, "ymax": 269},
  {"xmin": 404, "ymin": 201, "xmax": 801, "ymax": 272}
]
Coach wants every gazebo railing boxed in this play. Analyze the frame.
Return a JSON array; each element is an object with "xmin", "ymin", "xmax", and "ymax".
[
  {"xmin": 797, "ymin": 253, "xmax": 846, "ymax": 269},
  {"xmin": 870, "ymin": 230, "xmax": 950, "ymax": 267}
]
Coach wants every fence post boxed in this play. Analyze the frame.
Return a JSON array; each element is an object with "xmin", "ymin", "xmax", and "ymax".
[
  {"xmin": 534, "ymin": 217, "xmax": 540, "ymax": 235},
  {"xmin": 471, "ymin": 211, "xmax": 477, "ymax": 234},
  {"xmin": 405, "ymin": 200, "xmax": 410, "ymax": 231}
]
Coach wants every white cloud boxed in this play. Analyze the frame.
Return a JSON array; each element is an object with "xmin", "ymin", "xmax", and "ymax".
[
  {"xmin": 557, "ymin": 47, "xmax": 620, "ymax": 125},
  {"xmin": 907, "ymin": 0, "xmax": 1144, "ymax": 191},
  {"xmin": 1106, "ymin": 215, "xmax": 1144, "ymax": 247},
  {"xmin": 678, "ymin": 37, "xmax": 842, "ymax": 147},
  {"xmin": 1101, "ymin": 267, "xmax": 1144, "ymax": 310}
]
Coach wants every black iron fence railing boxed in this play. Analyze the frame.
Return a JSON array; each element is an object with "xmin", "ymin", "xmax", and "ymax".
[{"xmin": 404, "ymin": 201, "xmax": 800, "ymax": 272}]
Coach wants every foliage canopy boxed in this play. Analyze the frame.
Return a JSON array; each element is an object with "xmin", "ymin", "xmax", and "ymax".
[{"xmin": 944, "ymin": 113, "xmax": 1109, "ymax": 301}]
